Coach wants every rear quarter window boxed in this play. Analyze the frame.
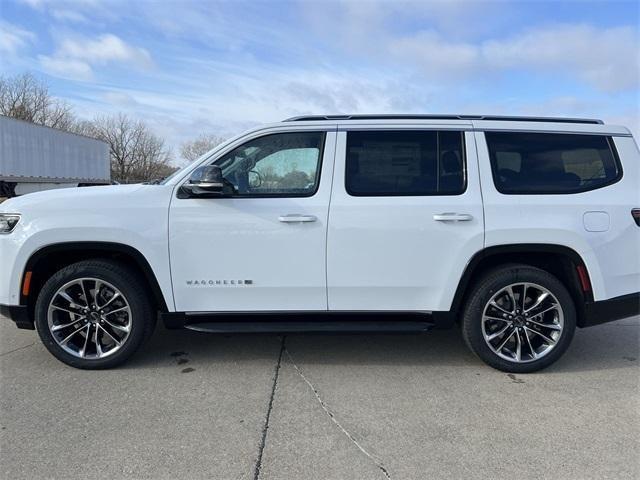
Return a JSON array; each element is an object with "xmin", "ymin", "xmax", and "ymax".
[{"xmin": 485, "ymin": 132, "xmax": 622, "ymax": 194}]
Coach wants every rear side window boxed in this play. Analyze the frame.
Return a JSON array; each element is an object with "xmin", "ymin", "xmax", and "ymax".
[
  {"xmin": 345, "ymin": 130, "xmax": 466, "ymax": 196},
  {"xmin": 485, "ymin": 132, "xmax": 621, "ymax": 194}
]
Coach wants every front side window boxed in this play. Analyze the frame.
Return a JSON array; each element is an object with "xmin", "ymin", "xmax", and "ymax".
[
  {"xmin": 485, "ymin": 132, "xmax": 621, "ymax": 194},
  {"xmin": 212, "ymin": 131, "xmax": 324, "ymax": 196},
  {"xmin": 345, "ymin": 130, "xmax": 466, "ymax": 196}
]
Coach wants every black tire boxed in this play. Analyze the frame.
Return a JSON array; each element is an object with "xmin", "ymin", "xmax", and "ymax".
[
  {"xmin": 461, "ymin": 264, "xmax": 576, "ymax": 373},
  {"xmin": 35, "ymin": 260, "xmax": 156, "ymax": 369}
]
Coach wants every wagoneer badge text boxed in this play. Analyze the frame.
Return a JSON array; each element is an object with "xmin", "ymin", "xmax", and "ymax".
[{"xmin": 186, "ymin": 279, "xmax": 253, "ymax": 286}]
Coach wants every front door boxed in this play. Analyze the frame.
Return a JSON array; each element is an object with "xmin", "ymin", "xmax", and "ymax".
[
  {"xmin": 169, "ymin": 128, "xmax": 336, "ymax": 312},
  {"xmin": 327, "ymin": 126, "xmax": 484, "ymax": 312}
]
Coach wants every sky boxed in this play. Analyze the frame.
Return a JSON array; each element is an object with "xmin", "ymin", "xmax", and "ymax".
[{"xmin": 1, "ymin": 0, "xmax": 639, "ymax": 162}]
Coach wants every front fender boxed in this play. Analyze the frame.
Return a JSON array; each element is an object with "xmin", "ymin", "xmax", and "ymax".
[{"xmin": 0, "ymin": 185, "xmax": 174, "ymax": 310}]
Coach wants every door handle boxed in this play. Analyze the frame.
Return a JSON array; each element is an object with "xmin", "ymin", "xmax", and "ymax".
[
  {"xmin": 278, "ymin": 214, "xmax": 317, "ymax": 223},
  {"xmin": 433, "ymin": 213, "xmax": 473, "ymax": 222}
]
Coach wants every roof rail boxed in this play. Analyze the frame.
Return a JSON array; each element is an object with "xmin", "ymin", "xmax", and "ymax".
[{"xmin": 282, "ymin": 114, "xmax": 604, "ymax": 125}]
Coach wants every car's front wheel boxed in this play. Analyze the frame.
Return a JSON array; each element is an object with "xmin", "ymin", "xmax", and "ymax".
[
  {"xmin": 461, "ymin": 264, "xmax": 576, "ymax": 373},
  {"xmin": 35, "ymin": 260, "xmax": 155, "ymax": 369}
]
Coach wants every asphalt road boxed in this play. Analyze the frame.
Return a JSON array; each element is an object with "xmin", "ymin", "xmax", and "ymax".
[{"xmin": 1, "ymin": 315, "xmax": 638, "ymax": 480}]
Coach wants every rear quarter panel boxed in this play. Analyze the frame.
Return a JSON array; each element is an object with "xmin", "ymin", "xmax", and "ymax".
[{"xmin": 475, "ymin": 131, "xmax": 640, "ymax": 301}]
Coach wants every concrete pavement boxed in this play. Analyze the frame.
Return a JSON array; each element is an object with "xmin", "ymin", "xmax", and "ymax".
[{"xmin": 1, "ymin": 315, "xmax": 638, "ymax": 479}]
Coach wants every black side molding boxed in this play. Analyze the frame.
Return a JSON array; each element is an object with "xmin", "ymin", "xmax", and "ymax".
[
  {"xmin": 0, "ymin": 304, "xmax": 34, "ymax": 330},
  {"xmin": 582, "ymin": 292, "xmax": 640, "ymax": 327}
]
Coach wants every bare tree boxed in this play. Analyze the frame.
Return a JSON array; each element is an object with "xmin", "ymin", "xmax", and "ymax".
[
  {"xmin": 1, "ymin": 72, "xmax": 176, "ymax": 183},
  {"xmin": 180, "ymin": 133, "xmax": 226, "ymax": 163},
  {"xmin": 0, "ymin": 73, "xmax": 76, "ymax": 130},
  {"xmin": 83, "ymin": 114, "xmax": 175, "ymax": 183}
]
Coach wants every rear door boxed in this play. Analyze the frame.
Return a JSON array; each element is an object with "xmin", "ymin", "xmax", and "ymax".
[{"xmin": 327, "ymin": 124, "xmax": 484, "ymax": 312}]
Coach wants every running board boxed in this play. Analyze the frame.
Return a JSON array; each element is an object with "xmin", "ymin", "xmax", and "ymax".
[
  {"xmin": 160, "ymin": 311, "xmax": 451, "ymax": 331},
  {"xmin": 183, "ymin": 320, "xmax": 433, "ymax": 334}
]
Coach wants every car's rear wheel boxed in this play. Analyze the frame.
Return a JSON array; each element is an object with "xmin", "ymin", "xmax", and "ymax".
[
  {"xmin": 35, "ymin": 260, "xmax": 155, "ymax": 369},
  {"xmin": 461, "ymin": 264, "xmax": 576, "ymax": 373}
]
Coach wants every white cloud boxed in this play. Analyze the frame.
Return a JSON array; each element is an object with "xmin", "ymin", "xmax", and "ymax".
[
  {"xmin": 38, "ymin": 55, "xmax": 93, "ymax": 80},
  {"xmin": 17, "ymin": 0, "xmax": 45, "ymax": 8},
  {"xmin": 386, "ymin": 24, "xmax": 640, "ymax": 92},
  {"xmin": 302, "ymin": 0, "xmax": 496, "ymax": 44},
  {"xmin": 57, "ymin": 34, "xmax": 153, "ymax": 67},
  {"xmin": 12, "ymin": 0, "xmax": 636, "ymax": 154},
  {"xmin": 101, "ymin": 91, "xmax": 139, "ymax": 107},
  {"xmin": 304, "ymin": 1, "xmax": 638, "ymax": 94},
  {"xmin": 481, "ymin": 25, "xmax": 639, "ymax": 92},
  {"xmin": 51, "ymin": 9, "xmax": 89, "ymax": 23},
  {"xmin": 19, "ymin": 0, "xmax": 102, "ymax": 10},
  {"xmin": 18, "ymin": 0, "xmax": 117, "ymax": 23},
  {"xmin": 0, "ymin": 21, "xmax": 35, "ymax": 54},
  {"xmin": 389, "ymin": 31, "xmax": 480, "ymax": 74},
  {"xmin": 40, "ymin": 33, "xmax": 153, "ymax": 80}
]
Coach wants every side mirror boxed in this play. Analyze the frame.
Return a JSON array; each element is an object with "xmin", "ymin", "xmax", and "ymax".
[{"xmin": 181, "ymin": 165, "xmax": 227, "ymax": 197}]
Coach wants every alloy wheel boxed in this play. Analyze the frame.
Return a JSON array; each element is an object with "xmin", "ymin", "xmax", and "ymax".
[
  {"xmin": 481, "ymin": 282, "xmax": 564, "ymax": 363},
  {"xmin": 47, "ymin": 278, "xmax": 132, "ymax": 359}
]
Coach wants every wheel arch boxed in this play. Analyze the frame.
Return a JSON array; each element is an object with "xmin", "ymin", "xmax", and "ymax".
[
  {"xmin": 21, "ymin": 242, "xmax": 169, "ymax": 316},
  {"xmin": 450, "ymin": 244, "xmax": 594, "ymax": 327}
]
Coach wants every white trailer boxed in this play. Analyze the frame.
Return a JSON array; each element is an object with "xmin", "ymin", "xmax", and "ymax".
[{"xmin": 0, "ymin": 115, "xmax": 110, "ymax": 198}]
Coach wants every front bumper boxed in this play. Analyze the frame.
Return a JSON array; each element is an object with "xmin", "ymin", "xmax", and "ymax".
[
  {"xmin": 0, "ymin": 304, "xmax": 34, "ymax": 330},
  {"xmin": 582, "ymin": 292, "xmax": 640, "ymax": 327}
]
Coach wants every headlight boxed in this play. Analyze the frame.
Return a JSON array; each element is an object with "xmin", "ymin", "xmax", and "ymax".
[{"xmin": 0, "ymin": 214, "xmax": 20, "ymax": 234}]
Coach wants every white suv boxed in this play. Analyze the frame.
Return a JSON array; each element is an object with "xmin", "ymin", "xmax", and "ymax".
[{"xmin": 1, "ymin": 114, "xmax": 639, "ymax": 372}]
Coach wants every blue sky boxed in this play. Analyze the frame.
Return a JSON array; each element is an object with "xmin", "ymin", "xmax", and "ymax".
[{"xmin": 1, "ymin": 0, "xmax": 639, "ymax": 160}]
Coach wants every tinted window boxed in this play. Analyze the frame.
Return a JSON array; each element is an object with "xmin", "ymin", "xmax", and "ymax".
[
  {"xmin": 213, "ymin": 132, "xmax": 324, "ymax": 196},
  {"xmin": 486, "ymin": 132, "xmax": 621, "ymax": 194},
  {"xmin": 346, "ymin": 130, "xmax": 466, "ymax": 196}
]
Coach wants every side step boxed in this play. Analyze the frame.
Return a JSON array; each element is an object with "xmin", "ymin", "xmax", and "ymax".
[{"xmin": 184, "ymin": 320, "xmax": 433, "ymax": 334}]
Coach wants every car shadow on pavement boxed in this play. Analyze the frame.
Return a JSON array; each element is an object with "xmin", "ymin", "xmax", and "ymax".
[{"xmin": 124, "ymin": 319, "xmax": 639, "ymax": 374}]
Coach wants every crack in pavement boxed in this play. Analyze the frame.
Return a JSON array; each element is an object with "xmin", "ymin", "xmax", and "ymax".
[
  {"xmin": 253, "ymin": 336, "xmax": 285, "ymax": 480},
  {"xmin": 0, "ymin": 342, "xmax": 37, "ymax": 357},
  {"xmin": 284, "ymin": 347, "xmax": 391, "ymax": 479}
]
